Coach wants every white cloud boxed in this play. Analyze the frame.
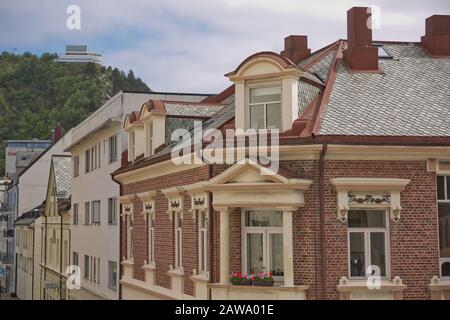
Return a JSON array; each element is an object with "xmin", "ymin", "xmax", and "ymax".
[{"xmin": 0, "ymin": 0, "xmax": 448, "ymax": 92}]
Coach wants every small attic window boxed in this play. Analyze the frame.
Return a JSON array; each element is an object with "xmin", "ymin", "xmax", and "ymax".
[{"xmin": 374, "ymin": 44, "xmax": 393, "ymax": 59}]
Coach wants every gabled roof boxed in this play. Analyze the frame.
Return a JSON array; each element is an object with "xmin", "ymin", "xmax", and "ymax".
[
  {"xmin": 140, "ymin": 99, "xmax": 225, "ymax": 118},
  {"xmin": 52, "ymin": 155, "xmax": 72, "ymax": 199}
]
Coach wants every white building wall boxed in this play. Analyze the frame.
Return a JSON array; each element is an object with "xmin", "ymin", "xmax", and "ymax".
[
  {"xmin": 69, "ymin": 91, "xmax": 209, "ymax": 300},
  {"xmin": 17, "ymin": 132, "xmax": 72, "ymax": 217}
]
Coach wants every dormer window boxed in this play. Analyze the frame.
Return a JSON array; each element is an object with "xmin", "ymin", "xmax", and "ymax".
[
  {"xmin": 225, "ymin": 52, "xmax": 302, "ymax": 132},
  {"xmin": 147, "ymin": 122, "xmax": 153, "ymax": 156},
  {"xmin": 249, "ymin": 86, "xmax": 281, "ymax": 130},
  {"xmin": 130, "ymin": 131, "xmax": 135, "ymax": 160}
]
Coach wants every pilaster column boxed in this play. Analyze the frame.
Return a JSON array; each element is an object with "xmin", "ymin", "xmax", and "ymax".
[
  {"xmin": 282, "ymin": 210, "xmax": 294, "ymax": 287},
  {"xmin": 219, "ymin": 208, "xmax": 230, "ymax": 284}
]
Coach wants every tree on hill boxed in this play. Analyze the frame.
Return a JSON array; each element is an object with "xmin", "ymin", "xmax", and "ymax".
[{"xmin": 0, "ymin": 52, "xmax": 152, "ymax": 174}]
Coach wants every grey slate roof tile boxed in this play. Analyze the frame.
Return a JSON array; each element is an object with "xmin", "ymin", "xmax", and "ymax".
[
  {"xmin": 319, "ymin": 43, "xmax": 450, "ymax": 136},
  {"xmin": 53, "ymin": 156, "xmax": 72, "ymax": 199}
]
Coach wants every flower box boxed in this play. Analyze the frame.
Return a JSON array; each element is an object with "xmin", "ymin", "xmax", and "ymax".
[
  {"xmin": 252, "ymin": 280, "xmax": 274, "ymax": 287},
  {"xmin": 231, "ymin": 278, "xmax": 252, "ymax": 286}
]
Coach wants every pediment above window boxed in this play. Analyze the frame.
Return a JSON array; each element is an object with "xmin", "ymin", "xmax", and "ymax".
[
  {"xmin": 331, "ymin": 178, "xmax": 410, "ymax": 223},
  {"xmin": 182, "ymin": 158, "xmax": 312, "ymax": 210},
  {"xmin": 226, "ymin": 52, "xmax": 302, "ymax": 81}
]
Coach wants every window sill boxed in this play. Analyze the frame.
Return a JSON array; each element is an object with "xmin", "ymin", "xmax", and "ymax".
[
  {"xmin": 191, "ymin": 272, "xmax": 209, "ymax": 283},
  {"xmin": 210, "ymin": 283, "xmax": 309, "ymax": 300},
  {"xmin": 337, "ymin": 276, "xmax": 406, "ymax": 300},
  {"xmin": 142, "ymin": 261, "xmax": 156, "ymax": 271},
  {"xmin": 167, "ymin": 267, "xmax": 184, "ymax": 277}
]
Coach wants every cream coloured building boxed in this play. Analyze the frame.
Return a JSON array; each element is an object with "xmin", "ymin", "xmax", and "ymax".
[{"xmin": 66, "ymin": 91, "xmax": 210, "ymax": 300}]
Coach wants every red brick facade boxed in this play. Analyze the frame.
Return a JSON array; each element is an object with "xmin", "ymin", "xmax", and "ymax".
[{"xmin": 119, "ymin": 159, "xmax": 440, "ymax": 300}]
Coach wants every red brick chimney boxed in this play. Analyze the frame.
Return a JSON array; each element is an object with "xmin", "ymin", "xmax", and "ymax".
[
  {"xmin": 280, "ymin": 35, "xmax": 311, "ymax": 64},
  {"xmin": 51, "ymin": 123, "xmax": 64, "ymax": 145},
  {"xmin": 343, "ymin": 7, "xmax": 379, "ymax": 72},
  {"xmin": 421, "ymin": 15, "xmax": 450, "ymax": 57}
]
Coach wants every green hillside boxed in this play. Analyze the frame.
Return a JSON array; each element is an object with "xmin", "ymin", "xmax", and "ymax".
[{"xmin": 0, "ymin": 51, "xmax": 151, "ymax": 175}]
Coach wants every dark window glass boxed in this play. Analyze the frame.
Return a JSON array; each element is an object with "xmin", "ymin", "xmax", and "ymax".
[
  {"xmin": 438, "ymin": 203, "xmax": 450, "ymax": 258},
  {"xmin": 437, "ymin": 176, "xmax": 445, "ymax": 200},
  {"xmin": 370, "ymin": 232, "xmax": 386, "ymax": 276},
  {"xmin": 350, "ymin": 232, "xmax": 365, "ymax": 277},
  {"xmin": 348, "ymin": 210, "xmax": 385, "ymax": 228}
]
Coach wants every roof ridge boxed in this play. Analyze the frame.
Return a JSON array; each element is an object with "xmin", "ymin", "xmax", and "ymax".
[
  {"xmin": 311, "ymin": 40, "xmax": 346, "ymax": 135},
  {"xmin": 301, "ymin": 40, "xmax": 340, "ymax": 70}
]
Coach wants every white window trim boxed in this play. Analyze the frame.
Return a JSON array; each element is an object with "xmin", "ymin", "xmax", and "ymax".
[
  {"xmin": 127, "ymin": 215, "xmax": 134, "ymax": 260},
  {"xmin": 437, "ymin": 175, "xmax": 450, "ymax": 278},
  {"xmin": 148, "ymin": 217, "xmax": 155, "ymax": 263},
  {"xmin": 240, "ymin": 208, "xmax": 284, "ymax": 282},
  {"xmin": 174, "ymin": 211, "xmax": 182, "ymax": 269},
  {"xmin": 198, "ymin": 209, "xmax": 208, "ymax": 274},
  {"xmin": 247, "ymin": 83, "xmax": 282, "ymax": 130},
  {"xmin": 347, "ymin": 208, "xmax": 391, "ymax": 280}
]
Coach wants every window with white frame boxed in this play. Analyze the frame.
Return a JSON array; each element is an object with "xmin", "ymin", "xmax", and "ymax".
[
  {"xmin": 130, "ymin": 131, "xmax": 136, "ymax": 161},
  {"xmin": 73, "ymin": 203, "xmax": 79, "ymax": 225},
  {"xmin": 84, "ymin": 255, "xmax": 89, "ymax": 279},
  {"xmin": 243, "ymin": 210, "xmax": 284, "ymax": 281},
  {"xmin": 148, "ymin": 217, "xmax": 155, "ymax": 263},
  {"xmin": 73, "ymin": 156, "xmax": 79, "ymax": 177},
  {"xmin": 85, "ymin": 149, "xmax": 91, "ymax": 173},
  {"xmin": 92, "ymin": 200, "xmax": 101, "ymax": 225},
  {"xmin": 174, "ymin": 212, "xmax": 182, "ymax": 269},
  {"xmin": 249, "ymin": 86, "xmax": 282, "ymax": 130},
  {"xmin": 84, "ymin": 202, "xmax": 90, "ymax": 225},
  {"xmin": 198, "ymin": 210, "xmax": 208, "ymax": 273},
  {"xmin": 97, "ymin": 257, "xmax": 100, "ymax": 284},
  {"xmin": 109, "ymin": 134, "xmax": 118, "ymax": 163},
  {"xmin": 126, "ymin": 216, "xmax": 133, "ymax": 260},
  {"xmin": 148, "ymin": 122, "xmax": 153, "ymax": 156},
  {"xmin": 91, "ymin": 145, "xmax": 95, "ymax": 171},
  {"xmin": 108, "ymin": 197, "xmax": 117, "ymax": 225},
  {"xmin": 73, "ymin": 252, "xmax": 78, "ymax": 267},
  {"xmin": 437, "ymin": 176, "xmax": 450, "ymax": 277},
  {"xmin": 108, "ymin": 260, "xmax": 117, "ymax": 290},
  {"xmin": 348, "ymin": 209, "xmax": 388, "ymax": 278}
]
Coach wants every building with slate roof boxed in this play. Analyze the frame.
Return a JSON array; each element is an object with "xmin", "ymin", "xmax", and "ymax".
[{"xmin": 113, "ymin": 7, "xmax": 450, "ymax": 300}]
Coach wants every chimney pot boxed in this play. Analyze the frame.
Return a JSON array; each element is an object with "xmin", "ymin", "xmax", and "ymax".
[
  {"xmin": 281, "ymin": 35, "xmax": 311, "ymax": 64},
  {"xmin": 421, "ymin": 15, "xmax": 450, "ymax": 57},
  {"xmin": 343, "ymin": 7, "xmax": 379, "ymax": 72}
]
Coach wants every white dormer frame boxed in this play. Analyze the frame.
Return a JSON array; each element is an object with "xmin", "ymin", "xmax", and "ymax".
[
  {"xmin": 140, "ymin": 104, "xmax": 166, "ymax": 158},
  {"xmin": 227, "ymin": 54, "xmax": 302, "ymax": 132},
  {"xmin": 137, "ymin": 191, "xmax": 157, "ymax": 222},
  {"xmin": 183, "ymin": 183, "xmax": 210, "ymax": 223},
  {"xmin": 161, "ymin": 186, "xmax": 185, "ymax": 221},
  {"xmin": 331, "ymin": 178, "xmax": 411, "ymax": 223},
  {"xmin": 123, "ymin": 116, "xmax": 144, "ymax": 162}
]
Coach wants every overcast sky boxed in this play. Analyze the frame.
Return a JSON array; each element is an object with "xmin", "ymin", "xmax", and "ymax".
[{"xmin": 0, "ymin": 0, "xmax": 448, "ymax": 93}]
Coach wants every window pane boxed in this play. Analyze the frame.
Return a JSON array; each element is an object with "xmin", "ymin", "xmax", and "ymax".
[
  {"xmin": 247, "ymin": 233, "xmax": 264, "ymax": 274},
  {"xmin": 437, "ymin": 176, "xmax": 445, "ymax": 200},
  {"xmin": 269, "ymin": 233, "xmax": 284, "ymax": 276},
  {"xmin": 370, "ymin": 232, "xmax": 386, "ymax": 277},
  {"xmin": 200, "ymin": 231, "xmax": 205, "ymax": 271},
  {"xmin": 447, "ymin": 176, "xmax": 450, "ymax": 200},
  {"xmin": 266, "ymin": 103, "xmax": 281, "ymax": 129},
  {"xmin": 348, "ymin": 210, "xmax": 385, "ymax": 228},
  {"xmin": 245, "ymin": 210, "xmax": 282, "ymax": 227},
  {"xmin": 250, "ymin": 104, "xmax": 265, "ymax": 129},
  {"xmin": 439, "ymin": 202, "xmax": 450, "ymax": 258},
  {"xmin": 442, "ymin": 262, "xmax": 450, "ymax": 277},
  {"xmin": 250, "ymin": 87, "xmax": 281, "ymax": 104},
  {"xmin": 350, "ymin": 232, "xmax": 365, "ymax": 277}
]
